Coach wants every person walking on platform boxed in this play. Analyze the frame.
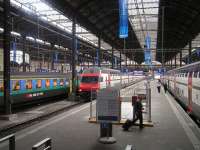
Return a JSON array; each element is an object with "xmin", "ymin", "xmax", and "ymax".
[
  {"xmin": 164, "ymin": 82, "xmax": 167, "ymax": 93},
  {"xmin": 132, "ymin": 96, "xmax": 143, "ymax": 129},
  {"xmin": 157, "ymin": 79, "xmax": 161, "ymax": 93},
  {"xmin": 122, "ymin": 96, "xmax": 143, "ymax": 131}
]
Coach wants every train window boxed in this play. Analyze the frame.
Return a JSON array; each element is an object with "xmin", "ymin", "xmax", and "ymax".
[
  {"xmin": 26, "ymin": 80, "xmax": 32, "ymax": 89},
  {"xmin": 99, "ymin": 77, "xmax": 103, "ymax": 82},
  {"xmin": 60, "ymin": 79, "xmax": 64, "ymax": 86},
  {"xmin": 81, "ymin": 76, "xmax": 99, "ymax": 83},
  {"xmin": 12, "ymin": 80, "xmax": 20, "ymax": 91},
  {"xmin": 37, "ymin": 80, "xmax": 42, "ymax": 88},
  {"xmin": 0, "ymin": 81, "xmax": 3, "ymax": 92},
  {"xmin": 53, "ymin": 79, "xmax": 57, "ymax": 87},
  {"xmin": 46, "ymin": 79, "xmax": 50, "ymax": 88},
  {"xmin": 194, "ymin": 72, "xmax": 198, "ymax": 78}
]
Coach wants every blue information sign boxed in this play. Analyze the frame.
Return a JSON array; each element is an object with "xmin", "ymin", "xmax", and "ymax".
[
  {"xmin": 145, "ymin": 35, "xmax": 152, "ymax": 65},
  {"xmin": 119, "ymin": 0, "xmax": 128, "ymax": 38}
]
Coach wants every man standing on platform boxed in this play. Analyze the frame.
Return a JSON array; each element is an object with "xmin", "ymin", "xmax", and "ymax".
[
  {"xmin": 163, "ymin": 82, "xmax": 167, "ymax": 93},
  {"xmin": 157, "ymin": 79, "xmax": 161, "ymax": 93}
]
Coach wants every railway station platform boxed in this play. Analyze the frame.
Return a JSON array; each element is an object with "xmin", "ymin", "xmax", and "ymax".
[
  {"xmin": 0, "ymin": 100, "xmax": 79, "ymax": 136},
  {"xmin": 0, "ymin": 80, "xmax": 200, "ymax": 150}
]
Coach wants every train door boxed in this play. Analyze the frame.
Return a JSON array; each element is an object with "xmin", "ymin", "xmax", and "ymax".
[{"xmin": 187, "ymin": 72, "xmax": 193, "ymax": 113}]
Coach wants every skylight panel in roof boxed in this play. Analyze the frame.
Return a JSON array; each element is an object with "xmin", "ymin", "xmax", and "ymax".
[
  {"xmin": 11, "ymin": 0, "xmax": 112, "ymax": 55},
  {"xmin": 128, "ymin": 0, "xmax": 159, "ymax": 52}
]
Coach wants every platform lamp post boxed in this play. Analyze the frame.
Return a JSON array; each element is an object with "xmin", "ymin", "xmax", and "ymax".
[{"xmin": 3, "ymin": 0, "xmax": 12, "ymax": 114}]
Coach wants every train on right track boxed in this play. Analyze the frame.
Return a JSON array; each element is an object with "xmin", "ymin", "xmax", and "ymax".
[{"xmin": 161, "ymin": 61, "xmax": 200, "ymax": 122}]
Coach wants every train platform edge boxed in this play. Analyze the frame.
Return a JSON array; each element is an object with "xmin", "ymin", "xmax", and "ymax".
[{"xmin": 0, "ymin": 100, "xmax": 80, "ymax": 136}]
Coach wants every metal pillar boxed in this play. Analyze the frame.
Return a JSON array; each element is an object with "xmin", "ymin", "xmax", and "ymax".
[
  {"xmin": 180, "ymin": 50, "xmax": 182, "ymax": 67},
  {"xmin": 111, "ymin": 46, "xmax": 114, "ymax": 69},
  {"xmin": 71, "ymin": 16, "xmax": 77, "ymax": 98},
  {"xmin": 98, "ymin": 36, "xmax": 101, "ymax": 67},
  {"xmin": 3, "ymin": 0, "xmax": 12, "ymax": 114},
  {"xmin": 170, "ymin": 59, "xmax": 172, "ymax": 69},
  {"xmin": 188, "ymin": 41, "xmax": 192, "ymax": 64},
  {"xmin": 120, "ymin": 50, "xmax": 122, "ymax": 70},
  {"xmin": 51, "ymin": 44, "xmax": 54, "ymax": 70},
  {"xmin": 22, "ymin": 35, "xmax": 26, "ymax": 72},
  {"xmin": 161, "ymin": 6, "xmax": 165, "ymax": 67},
  {"xmin": 124, "ymin": 38, "xmax": 127, "ymax": 68},
  {"xmin": 125, "ymin": 53, "xmax": 127, "ymax": 67},
  {"xmin": 175, "ymin": 55, "xmax": 177, "ymax": 68}
]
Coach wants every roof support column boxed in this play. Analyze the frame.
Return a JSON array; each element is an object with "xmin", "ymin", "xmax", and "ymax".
[
  {"xmin": 175, "ymin": 54, "xmax": 177, "ymax": 68},
  {"xmin": 170, "ymin": 59, "xmax": 172, "ymax": 69},
  {"xmin": 161, "ymin": 6, "xmax": 165, "ymax": 68},
  {"xmin": 120, "ymin": 50, "xmax": 122, "ymax": 70},
  {"xmin": 111, "ymin": 46, "xmax": 114, "ymax": 69},
  {"xmin": 98, "ymin": 36, "xmax": 101, "ymax": 67},
  {"xmin": 125, "ymin": 53, "xmax": 127, "ymax": 67},
  {"xmin": 22, "ymin": 35, "xmax": 26, "ymax": 72},
  {"xmin": 71, "ymin": 16, "xmax": 77, "ymax": 99},
  {"xmin": 3, "ymin": 0, "xmax": 11, "ymax": 114},
  {"xmin": 188, "ymin": 41, "xmax": 192, "ymax": 64},
  {"xmin": 51, "ymin": 44, "xmax": 54, "ymax": 70},
  {"xmin": 180, "ymin": 50, "xmax": 182, "ymax": 67}
]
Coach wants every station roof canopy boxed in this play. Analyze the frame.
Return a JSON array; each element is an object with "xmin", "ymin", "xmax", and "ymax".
[
  {"xmin": 45, "ymin": 0, "xmax": 143, "ymax": 63},
  {"xmin": 157, "ymin": 0, "xmax": 200, "ymax": 62}
]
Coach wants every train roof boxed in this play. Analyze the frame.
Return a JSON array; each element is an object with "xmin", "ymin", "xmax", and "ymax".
[
  {"xmin": 0, "ymin": 72, "xmax": 71, "ymax": 79},
  {"xmin": 167, "ymin": 61, "xmax": 200, "ymax": 74},
  {"xmin": 82, "ymin": 67, "xmax": 120, "ymax": 74}
]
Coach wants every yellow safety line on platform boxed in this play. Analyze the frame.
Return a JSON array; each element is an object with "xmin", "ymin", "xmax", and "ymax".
[{"xmin": 88, "ymin": 117, "xmax": 154, "ymax": 127}]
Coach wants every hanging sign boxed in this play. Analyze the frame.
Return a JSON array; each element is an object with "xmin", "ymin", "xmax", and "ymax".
[
  {"xmin": 119, "ymin": 0, "xmax": 128, "ymax": 38},
  {"xmin": 145, "ymin": 35, "xmax": 152, "ymax": 65}
]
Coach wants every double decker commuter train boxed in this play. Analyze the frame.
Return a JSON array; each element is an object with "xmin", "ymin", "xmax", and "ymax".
[
  {"xmin": 78, "ymin": 67, "xmax": 144, "ymax": 99},
  {"xmin": 0, "ymin": 72, "xmax": 71, "ymax": 108},
  {"xmin": 161, "ymin": 61, "xmax": 200, "ymax": 121}
]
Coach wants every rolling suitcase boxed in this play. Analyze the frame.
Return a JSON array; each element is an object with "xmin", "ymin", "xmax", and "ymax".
[{"xmin": 122, "ymin": 119, "xmax": 133, "ymax": 131}]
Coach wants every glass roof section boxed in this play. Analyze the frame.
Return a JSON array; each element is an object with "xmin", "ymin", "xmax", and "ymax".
[
  {"xmin": 10, "ymin": 0, "xmax": 113, "ymax": 52},
  {"xmin": 181, "ymin": 33, "xmax": 200, "ymax": 58},
  {"xmin": 128, "ymin": 0, "xmax": 159, "ymax": 60}
]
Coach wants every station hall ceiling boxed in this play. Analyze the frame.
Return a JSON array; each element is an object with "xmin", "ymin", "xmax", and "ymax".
[
  {"xmin": 157, "ymin": 0, "xmax": 200, "ymax": 63},
  {"xmin": 45, "ymin": 0, "xmax": 144, "ymax": 63}
]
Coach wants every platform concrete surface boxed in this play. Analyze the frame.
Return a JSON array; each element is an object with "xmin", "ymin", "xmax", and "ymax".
[
  {"xmin": 0, "ymin": 100, "xmax": 79, "ymax": 134},
  {"xmin": 1, "ymin": 80, "xmax": 200, "ymax": 150}
]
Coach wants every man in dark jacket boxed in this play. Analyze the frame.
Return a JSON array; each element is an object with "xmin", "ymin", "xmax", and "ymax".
[
  {"xmin": 123, "ymin": 96, "xmax": 143, "ymax": 131},
  {"xmin": 164, "ymin": 82, "xmax": 167, "ymax": 93},
  {"xmin": 132, "ymin": 96, "xmax": 143, "ymax": 129}
]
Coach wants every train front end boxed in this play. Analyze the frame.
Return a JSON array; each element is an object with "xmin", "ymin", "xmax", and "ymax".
[{"xmin": 78, "ymin": 73, "xmax": 100, "ymax": 100}]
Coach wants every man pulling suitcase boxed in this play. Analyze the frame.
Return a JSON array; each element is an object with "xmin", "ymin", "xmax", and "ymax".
[{"xmin": 122, "ymin": 95, "xmax": 143, "ymax": 131}]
